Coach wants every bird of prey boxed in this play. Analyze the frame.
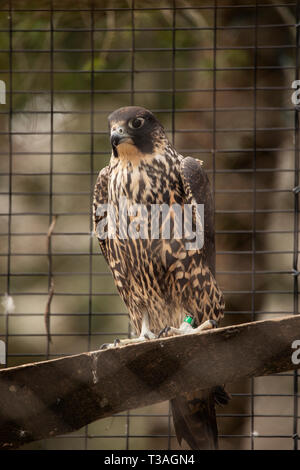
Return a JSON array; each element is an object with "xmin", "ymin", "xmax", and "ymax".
[{"xmin": 93, "ymin": 106, "xmax": 229, "ymax": 450}]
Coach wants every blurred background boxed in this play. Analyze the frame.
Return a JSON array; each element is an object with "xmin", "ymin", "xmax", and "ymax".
[{"xmin": 0, "ymin": 0, "xmax": 299, "ymax": 450}]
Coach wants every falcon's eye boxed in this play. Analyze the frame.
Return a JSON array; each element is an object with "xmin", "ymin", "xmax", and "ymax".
[{"xmin": 128, "ymin": 117, "xmax": 145, "ymax": 130}]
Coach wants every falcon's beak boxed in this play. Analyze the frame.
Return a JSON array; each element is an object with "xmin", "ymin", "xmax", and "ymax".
[{"xmin": 110, "ymin": 127, "xmax": 131, "ymax": 157}]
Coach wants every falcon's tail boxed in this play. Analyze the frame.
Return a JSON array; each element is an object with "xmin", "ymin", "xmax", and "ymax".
[{"xmin": 171, "ymin": 386, "xmax": 230, "ymax": 450}]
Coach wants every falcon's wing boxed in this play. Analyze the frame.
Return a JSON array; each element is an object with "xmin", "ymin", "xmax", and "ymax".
[
  {"xmin": 93, "ymin": 165, "xmax": 110, "ymax": 264},
  {"xmin": 172, "ymin": 157, "xmax": 225, "ymax": 452},
  {"xmin": 180, "ymin": 156, "xmax": 215, "ymax": 275}
]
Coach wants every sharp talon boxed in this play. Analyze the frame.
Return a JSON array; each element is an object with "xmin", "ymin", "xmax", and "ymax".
[
  {"xmin": 158, "ymin": 326, "xmax": 170, "ymax": 338},
  {"xmin": 209, "ymin": 320, "xmax": 218, "ymax": 329},
  {"xmin": 100, "ymin": 338, "xmax": 121, "ymax": 349},
  {"xmin": 158, "ymin": 328, "xmax": 165, "ymax": 338},
  {"xmin": 144, "ymin": 333, "xmax": 150, "ymax": 340}
]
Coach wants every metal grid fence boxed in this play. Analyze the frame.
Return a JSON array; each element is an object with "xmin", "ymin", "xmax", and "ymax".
[{"xmin": 0, "ymin": 0, "xmax": 299, "ymax": 450}]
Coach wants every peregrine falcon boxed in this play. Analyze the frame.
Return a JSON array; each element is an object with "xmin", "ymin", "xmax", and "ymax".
[{"xmin": 93, "ymin": 106, "xmax": 229, "ymax": 450}]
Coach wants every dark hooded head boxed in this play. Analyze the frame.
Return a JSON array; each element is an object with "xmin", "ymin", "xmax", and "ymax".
[{"xmin": 108, "ymin": 106, "xmax": 166, "ymax": 158}]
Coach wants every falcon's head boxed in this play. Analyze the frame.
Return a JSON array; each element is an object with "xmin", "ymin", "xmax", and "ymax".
[{"xmin": 108, "ymin": 106, "xmax": 166, "ymax": 160}]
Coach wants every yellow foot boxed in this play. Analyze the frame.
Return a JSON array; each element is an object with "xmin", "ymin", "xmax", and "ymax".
[
  {"xmin": 99, "ymin": 331, "xmax": 157, "ymax": 350},
  {"xmin": 159, "ymin": 319, "xmax": 218, "ymax": 338}
]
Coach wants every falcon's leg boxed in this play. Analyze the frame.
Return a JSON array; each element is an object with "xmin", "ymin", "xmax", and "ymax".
[
  {"xmin": 159, "ymin": 318, "xmax": 217, "ymax": 337},
  {"xmin": 99, "ymin": 312, "xmax": 157, "ymax": 350}
]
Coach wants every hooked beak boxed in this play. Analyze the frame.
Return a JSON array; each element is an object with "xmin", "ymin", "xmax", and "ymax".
[{"xmin": 110, "ymin": 128, "xmax": 130, "ymax": 157}]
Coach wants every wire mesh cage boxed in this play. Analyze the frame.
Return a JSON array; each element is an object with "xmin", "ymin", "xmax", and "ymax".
[{"xmin": 0, "ymin": 0, "xmax": 299, "ymax": 450}]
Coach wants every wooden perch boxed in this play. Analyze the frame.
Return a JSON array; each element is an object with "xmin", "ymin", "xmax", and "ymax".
[{"xmin": 1, "ymin": 314, "xmax": 300, "ymax": 449}]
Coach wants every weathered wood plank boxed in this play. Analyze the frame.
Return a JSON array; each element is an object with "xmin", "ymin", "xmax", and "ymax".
[{"xmin": 0, "ymin": 314, "xmax": 300, "ymax": 449}]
